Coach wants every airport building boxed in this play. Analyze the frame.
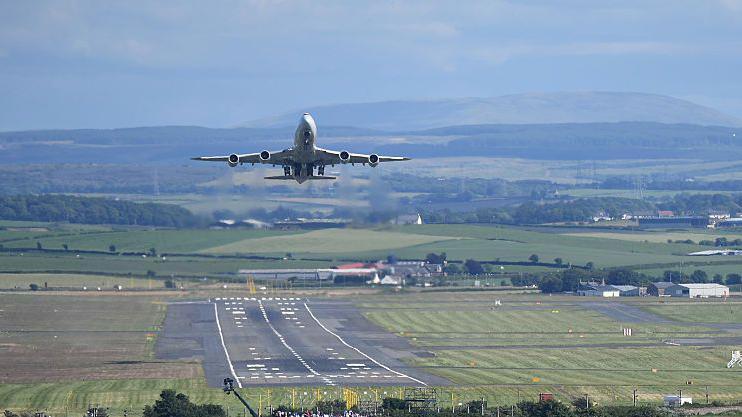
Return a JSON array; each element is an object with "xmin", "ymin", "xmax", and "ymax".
[
  {"xmin": 239, "ymin": 267, "xmax": 380, "ymax": 283},
  {"xmin": 663, "ymin": 283, "xmax": 729, "ymax": 298},
  {"xmin": 577, "ymin": 284, "xmax": 620, "ymax": 297},
  {"xmin": 610, "ymin": 285, "xmax": 643, "ymax": 296},
  {"xmin": 637, "ymin": 216, "xmax": 709, "ymax": 228},
  {"xmin": 648, "ymin": 281, "xmax": 675, "ymax": 296}
]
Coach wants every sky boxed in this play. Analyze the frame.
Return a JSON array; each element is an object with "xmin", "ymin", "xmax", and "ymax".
[{"xmin": 1, "ymin": 0, "xmax": 741, "ymax": 130}]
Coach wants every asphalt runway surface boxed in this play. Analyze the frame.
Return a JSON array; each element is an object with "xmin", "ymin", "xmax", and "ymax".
[{"xmin": 157, "ymin": 297, "xmax": 447, "ymax": 388}]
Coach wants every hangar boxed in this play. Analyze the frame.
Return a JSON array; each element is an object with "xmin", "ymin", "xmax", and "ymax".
[{"xmin": 664, "ymin": 283, "xmax": 729, "ymax": 298}]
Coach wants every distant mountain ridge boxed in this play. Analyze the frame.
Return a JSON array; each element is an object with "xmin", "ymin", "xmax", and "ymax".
[{"xmin": 242, "ymin": 92, "xmax": 742, "ymax": 130}]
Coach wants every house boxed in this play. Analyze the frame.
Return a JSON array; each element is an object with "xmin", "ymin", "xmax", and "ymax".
[
  {"xmin": 577, "ymin": 284, "xmax": 620, "ymax": 297},
  {"xmin": 648, "ymin": 281, "xmax": 675, "ymax": 296},
  {"xmin": 664, "ymin": 283, "xmax": 729, "ymax": 298}
]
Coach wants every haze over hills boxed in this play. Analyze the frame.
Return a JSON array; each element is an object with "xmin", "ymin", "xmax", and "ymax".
[{"xmin": 242, "ymin": 92, "xmax": 742, "ymax": 131}]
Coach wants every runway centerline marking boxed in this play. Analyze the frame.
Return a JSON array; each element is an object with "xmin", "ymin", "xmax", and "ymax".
[
  {"xmin": 258, "ymin": 300, "xmax": 320, "ymax": 376},
  {"xmin": 303, "ymin": 302, "xmax": 427, "ymax": 386}
]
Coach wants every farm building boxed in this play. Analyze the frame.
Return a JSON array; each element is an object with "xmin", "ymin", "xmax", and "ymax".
[
  {"xmin": 610, "ymin": 285, "xmax": 643, "ymax": 296},
  {"xmin": 648, "ymin": 281, "xmax": 675, "ymax": 296},
  {"xmin": 664, "ymin": 283, "xmax": 729, "ymax": 298},
  {"xmin": 577, "ymin": 284, "xmax": 620, "ymax": 297}
]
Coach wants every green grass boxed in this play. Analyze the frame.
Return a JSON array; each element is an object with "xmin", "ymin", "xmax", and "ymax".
[
  {"xmin": 642, "ymin": 303, "xmax": 742, "ymax": 323},
  {"xmin": 410, "ymin": 346, "xmax": 741, "ymax": 387},
  {"xmin": 1, "ymin": 229, "xmax": 303, "ymax": 253},
  {"xmin": 201, "ymin": 229, "xmax": 458, "ymax": 254},
  {"xmin": 0, "ymin": 252, "xmax": 332, "ymax": 277},
  {"xmin": 362, "ymin": 292, "xmax": 742, "ymax": 403},
  {"xmin": 0, "ymin": 273, "xmax": 156, "ymax": 289}
]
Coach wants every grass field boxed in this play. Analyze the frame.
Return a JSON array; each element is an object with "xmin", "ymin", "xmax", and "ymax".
[
  {"xmin": 642, "ymin": 302, "xmax": 742, "ymax": 323},
  {"xmin": 562, "ymin": 230, "xmax": 742, "ymax": 243},
  {"xmin": 362, "ymin": 292, "xmax": 742, "ymax": 404},
  {"xmin": 0, "ymin": 273, "xmax": 155, "ymax": 289},
  {"xmin": 4, "ymin": 222, "xmax": 740, "ymax": 277},
  {"xmin": 0, "ymin": 294, "xmax": 200, "ymax": 383},
  {"xmin": 202, "ymin": 229, "xmax": 459, "ymax": 254}
]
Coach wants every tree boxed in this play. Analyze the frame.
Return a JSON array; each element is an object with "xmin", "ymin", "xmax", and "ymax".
[
  {"xmin": 425, "ymin": 252, "xmax": 446, "ymax": 264},
  {"xmin": 444, "ymin": 263, "xmax": 461, "ymax": 274},
  {"xmin": 715, "ymin": 237, "xmax": 728, "ymax": 247},
  {"xmin": 554, "ymin": 257, "xmax": 563, "ymax": 265},
  {"xmin": 143, "ymin": 390, "xmax": 225, "ymax": 417},
  {"xmin": 515, "ymin": 400, "xmax": 574, "ymax": 417},
  {"xmin": 109, "ymin": 244, "xmax": 116, "ymax": 253},
  {"xmin": 464, "ymin": 259, "xmax": 484, "ymax": 275},
  {"xmin": 538, "ymin": 276, "xmax": 563, "ymax": 293},
  {"xmin": 382, "ymin": 398, "xmax": 407, "ymax": 410},
  {"xmin": 36, "ymin": 241, "xmax": 42, "ymax": 250},
  {"xmin": 585, "ymin": 261, "xmax": 594, "ymax": 270},
  {"xmin": 727, "ymin": 273, "xmax": 742, "ymax": 285},
  {"xmin": 62, "ymin": 243, "xmax": 68, "ymax": 251},
  {"xmin": 149, "ymin": 247, "xmax": 157, "ymax": 257},
  {"xmin": 386, "ymin": 254, "xmax": 398, "ymax": 264},
  {"xmin": 690, "ymin": 270, "xmax": 708, "ymax": 283},
  {"xmin": 529, "ymin": 254, "xmax": 539, "ymax": 263},
  {"xmin": 29, "ymin": 283, "xmax": 39, "ymax": 291},
  {"xmin": 713, "ymin": 274, "xmax": 724, "ymax": 284}
]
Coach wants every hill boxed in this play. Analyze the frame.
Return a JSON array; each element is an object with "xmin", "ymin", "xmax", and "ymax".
[{"xmin": 242, "ymin": 92, "xmax": 742, "ymax": 130}]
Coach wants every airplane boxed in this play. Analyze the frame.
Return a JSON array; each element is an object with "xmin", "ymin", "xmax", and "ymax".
[{"xmin": 192, "ymin": 113, "xmax": 410, "ymax": 183}]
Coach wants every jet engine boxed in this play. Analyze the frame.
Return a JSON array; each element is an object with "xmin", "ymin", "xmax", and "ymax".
[
  {"xmin": 227, "ymin": 153, "xmax": 240, "ymax": 167},
  {"xmin": 260, "ymin": 150, "xmax": 270, "ymax": 161},
  {"xmin": 339, "ymin": 151, "xmax": 350, "ymax": 163},
  {"xmin": 368, "ymin": 154, "xmax": 379, "ymax": 167}
]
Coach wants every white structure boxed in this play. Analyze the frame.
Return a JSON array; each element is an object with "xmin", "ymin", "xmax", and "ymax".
[
  {"xmin": 729, "ymin": 350, "xmax": 742, "ymax": 368},
  {"xmin": 577, "ymin": 284, "xmax": 620, "ymax": 297},
  {"xmin": 664, "ymin": 395, "xmax": 692, "ymax": 407},
  {"xmin": 665, "ymin": 283, "xmax": 729, "ymax": 298},
  {"xmin": 380, "ymin": 276, "xmax": 402, "ymax": 285},
  {"xmin": 392, "ymin": 213, "xmax": 423, "ymax": 225}
]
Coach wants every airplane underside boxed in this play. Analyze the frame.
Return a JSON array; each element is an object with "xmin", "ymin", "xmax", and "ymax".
[{"xmin": 268, "ymin": 162, "xmax": 335, "ymax": 183}]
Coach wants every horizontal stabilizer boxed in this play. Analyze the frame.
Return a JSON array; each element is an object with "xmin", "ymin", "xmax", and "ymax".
[{"xmin": 264, "ymin": 175, "xmax": 337, "ymax": 180}]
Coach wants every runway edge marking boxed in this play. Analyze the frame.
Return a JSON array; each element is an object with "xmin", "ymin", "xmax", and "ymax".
[
  {"xmin": 213, "ymin": 301, "xmax": 242, "ymax": 388},
  {"xmin": 302, "ymin": 302, "xmax": 427, "ymax": 386}
]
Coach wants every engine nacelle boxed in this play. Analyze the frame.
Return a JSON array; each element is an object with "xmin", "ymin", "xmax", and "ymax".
[
  {"xmin": 339, "ymin": 150, "xmax": 350, "ymax": 163},
  {"xmin": 260, "ymin": 150, "xmax": 270, "ymax": 161},
  {"xmin": 227, "ymin": 153, "xmax": 240, "ymax": 167},
  {"xmin": 368, "ymin": 154, "xmax": 379, "ymax": 167}
]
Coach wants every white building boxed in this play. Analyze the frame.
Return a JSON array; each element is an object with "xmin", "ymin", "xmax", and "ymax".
[
  {"xmin": 664, "ymin": 395, "xmax": 692, "ymax": 407},
  {"xmin": 665, "ymin": 283, "xmax": 729, "ymax": 298},
  {"xmin": 577, "ymin": 284, "xmax": 620, "ymax": 297}
]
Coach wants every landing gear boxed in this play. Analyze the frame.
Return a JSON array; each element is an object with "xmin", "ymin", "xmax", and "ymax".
[
  {"xmin": 318, "ymin": 165, "xmax": 325, "ymax": 176},
  {"xmin": 283, "ymin": 165, "xmax": 291, "ymax": 176}
]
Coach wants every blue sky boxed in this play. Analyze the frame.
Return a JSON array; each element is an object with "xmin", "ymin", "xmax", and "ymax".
[{"xmin": 1, "ymin": 0, "xmax": 741, "ymax": 130}]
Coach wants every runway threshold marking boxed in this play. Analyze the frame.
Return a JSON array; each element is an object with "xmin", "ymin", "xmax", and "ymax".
[
  {"xmin": 213, "ymin": 302, "xmax": 242, "ymax": 388},
  {"xmin": 303, "ymin": 302, "xmax": 427, "ymax": 386}
]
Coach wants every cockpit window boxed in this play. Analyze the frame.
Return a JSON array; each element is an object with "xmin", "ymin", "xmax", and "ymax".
[{"xmin": 304, "ymin": 130, "xmax": 311, "ymax": 138}]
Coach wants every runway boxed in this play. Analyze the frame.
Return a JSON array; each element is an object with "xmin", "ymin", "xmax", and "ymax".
[{"xmin": 158, "ymin": 297, "xmax": 445, "ymax": 387}]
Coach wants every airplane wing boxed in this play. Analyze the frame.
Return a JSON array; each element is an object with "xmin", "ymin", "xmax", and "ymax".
[
  {"xmin": 315, "ymin": 148, "xmax": 410, "ymax": 165},
  {"xmin": 191, "ymin": 149, "xmax": 293, "ymax": 165}
]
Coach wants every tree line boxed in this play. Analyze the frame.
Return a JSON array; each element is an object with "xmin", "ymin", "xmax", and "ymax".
[{"xmin": 0, "ymin": 195, "xmax": 201, "ymax": 227}]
